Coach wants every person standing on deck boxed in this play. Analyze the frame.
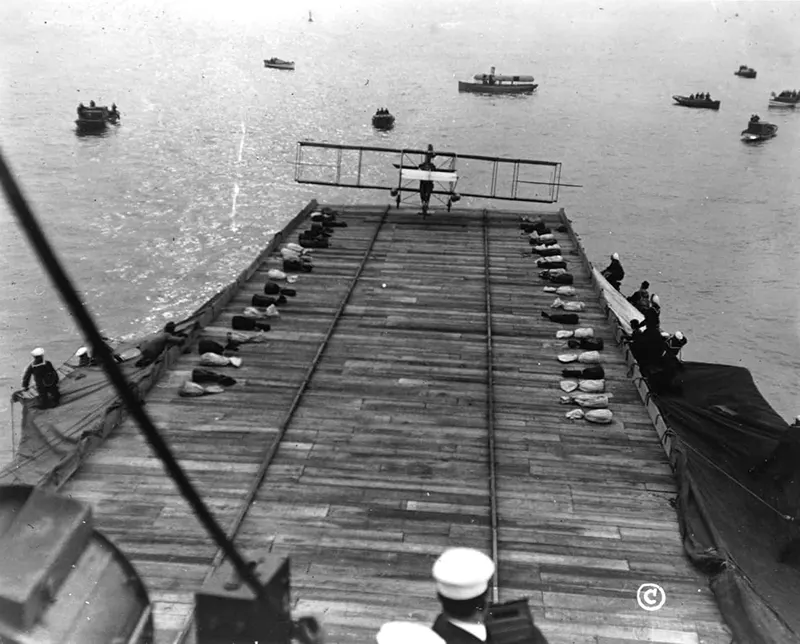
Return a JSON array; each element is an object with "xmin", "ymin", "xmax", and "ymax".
[
  {"xmin": 431, "ymin": 547, "xmax": 549, "ymax": 644},
  {"xmin": 21, "ymin": 348, "xmax": 61, "ymax": 408},
  {"xmin": 628, "ymin": 280, "xmax": 651, "ymax": 313}
]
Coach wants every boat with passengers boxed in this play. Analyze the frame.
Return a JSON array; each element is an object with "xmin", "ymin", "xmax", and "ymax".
[
  {"xmin": 75, "ymin": 101, "xmax": 120, "ymax": 132},
  {"xmin": 672, "ymin": 93, "xmax": 720, "ymax": 110},
  {"xmin": 264, "ymin": 57, "xmax": 295, "ymax": 70},
  {"xmin": 458, "ymin": 66, "xmax": 538, "ymax": 94},
  {"xmin": 1, "ymin": 142, "xmax": 798, "ymax": 644},
  {"xmin": 741, "ymin": 113, "xmax": 778, "ymax": 142},
  {"xmin": 734, "ymin": 64, "xmax": 757, "ymax": 78},
  {"xmin": 769, "ymin": 89, "xmax": 800, "ymax": 108}
]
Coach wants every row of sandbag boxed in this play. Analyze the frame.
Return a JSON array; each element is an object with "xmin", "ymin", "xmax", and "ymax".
[
  {"xmin": 178, "ymin": 209, "xmax": 346, "ymax": 397},
  {"xmin": 521, "ymin": 215, "xmax": 614, "ymax": 424}
]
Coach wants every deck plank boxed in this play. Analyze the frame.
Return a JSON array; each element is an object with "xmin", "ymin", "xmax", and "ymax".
[{"xmin": 56, "ymin": 206, "xmax": 730, "ymax": 644}]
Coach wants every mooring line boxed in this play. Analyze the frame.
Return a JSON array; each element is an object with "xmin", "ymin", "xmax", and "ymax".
[
  {"xmin": 177, "ymin": 205, "xmax": 390, "ymax": 643},
  {"xmin": 481, "ymin": 209, "xmax": 500, "ymax": 604}
]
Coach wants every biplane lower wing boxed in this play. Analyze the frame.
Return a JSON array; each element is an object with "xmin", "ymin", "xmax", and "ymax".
[{"xmin": 294, "ymin": 141, "xmax": 576, "ymax": 204}]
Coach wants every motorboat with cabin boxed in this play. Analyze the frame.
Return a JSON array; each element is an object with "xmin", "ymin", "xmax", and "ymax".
[
  {"xmin": 734, "ymin": 65, "xmax": 757, "ymax": 79},
  {"xmin": 769, "ymin": 89, "xmax": 800, "ymax": 108},
  {"xmin": 264, "ymin": 58, "xmax": 295, "ymax": 70},
  {"xmin": 741, "ymin": 114, "xmax": 777, "ymax": 142},
  {"xmin": 458, "ymin": 66, "xmax": 538, "ymax": 94},
  {"xmin": 672, "ymin": 93, "xmax": 720, "ymax": 110},
  {"xmin": 75, "ymin": 102, "xmax": 120, "ymax": 132},
  {"xmin": 371, "ymin": 108, "xmax": 395, "ymax": 130}
]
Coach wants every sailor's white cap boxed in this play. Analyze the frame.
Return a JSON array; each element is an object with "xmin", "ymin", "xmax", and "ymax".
[
  {"xmin": 76, "ymin": 347, "xmax": 88, "ymax": 357},
  {"xmin": 675, "ymin": 331, "xmax": 684, "ymax": 340},
  {"xmin": 432, "ymin": 547, "xmax": 495, "ymax": 600},
  {"xmin": 652, "ymin": 295, "xmax": 660, "ymax": 306},
  {"xmin": 795, "ymin": 415, "xmax": 800, "ymax": 424},
  {"xmin": 376, "ymin": 622, "xmax": 445, "ymax": 644},
  {"xmin": 612, "ymin": 252, "xmax": 619, "ymax": 260},
  {"xmin": 661, "ymin": 331, "xmax": 670, "ymax": 338},
  {"xmin": 31, "ymin": 347, "xmax": 44, "ymax": 357}
]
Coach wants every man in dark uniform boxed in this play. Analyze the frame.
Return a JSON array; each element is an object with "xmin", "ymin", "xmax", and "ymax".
[
  {"xmin": 600, "ymin": 252, "xmax": 624, "ymax": 290},
  {"xmin": 21, "ymin": 347, "xmax": 61, "ymax": 408}
]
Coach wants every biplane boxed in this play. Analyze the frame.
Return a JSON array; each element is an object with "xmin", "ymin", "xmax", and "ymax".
[{"xmin": 294, "ymin": 142, "xmax": 580, "ymax": 216}]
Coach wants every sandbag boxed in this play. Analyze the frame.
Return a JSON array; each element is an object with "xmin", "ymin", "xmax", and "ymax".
[
  {"xmin": 568, "ymin": 337, "xmax": 604, "ymax": 351},
  {"xmin": 280, "ymin": 248, "xmax": 300, "ymax": 260},
  {"xmin": 536, "ymin": 255, "xmax": 564, "ymax": 265},
  {"xmin": 556, "ymin": 330, "xmax": 574, "ymax": 339},
  {"xmin": 574, "ymin": 328, "xmax": 594, "ymax": 338},
  {"xmin": 253, "ymin": 294, "xmax": 277, "ymax": 308},
  {"xmin": 579, "ymin": 379, "xmax": 605, "ymax": 393},
  {"xmin": 560, "ymin": 380, "xmax": 579, "ymax": 392},
  {"xmin": 198, "ymin": 339, "xmax": 225, "ymax": 355},
  {"xmin": 539, "ymin": 261, "xmax": 567, "ymax": 270},
  {"xmin": 283, "ymin": 258, "xmax": 313, "ymax": 273},
  {"xmin": 551, "ymin": 298, "xmax": 585, "ymax": 312},
  {"xmin": 267, "ymin": 269, "xmax": 288, "ymax": 280},
  {"xmin": 535, "ymin": 233, "xmax": 556, "ymax": 242},
  {"xmin": 533, "ymin": 244, "xmax": 561, "ymax": 255},
  {"xmin": 585, "ymin": 409, "xmax": 614, "ymax": 424},
  {"xmin": 179, "ymin": 381, "xmax": 207, "ymax": 397},
  {"xmin": 232, "ymin": 316, "xmax": 270, "ymax": 332},
  {"xmin": 544, "ymin": 312, "xmax": 579, "ymax": 324},
  {"xmin": 573, "ymin": 394, "xmax": 609, "ymax": 409},
  {"xmin": 565, "ymin": 409, "xmax": 585, "ymax": 420},
  {"xmin": 281, "ymin": 288, "xmax": 297, "ymax": 297},
  {"xmin": 555, "ymin": 286, "xmax": 576, "ymax": 296},
  {"xmin": 199, "ymin": 353, "xmax": 229, "ymax": 367},
  {"xmin": 191, "ymin": 368, "xmax": 237, "ymax": 387},
  {"xmin": 558, "ymin": 354, "xmax": 579, "ymax": 363},
  {"xmin": 285, "ymin": 242, "xmax": 308, "ymax": 254},
  {"xmin": 541, "ymin": 271, "xmax": 574, "ymax": 284},
  {"xmin": 578, "ymin": 351, "xmax": 601, "ymax": 364},
  {"xmin": 562, "ymin": 366, "xmax": 605, "ymax": 380}
]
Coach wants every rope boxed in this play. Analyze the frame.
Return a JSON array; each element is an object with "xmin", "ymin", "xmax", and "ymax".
[
  {"xmin": 176, "ymin": 205, "xmax": 391, "ymax": 643},
  {"xmin": 0, "ymin": 147, "xmax": 266, "ymax": 599},
  {"xmin": 481, "ymin": 209, "xmax": 500, "ymax": 604}
]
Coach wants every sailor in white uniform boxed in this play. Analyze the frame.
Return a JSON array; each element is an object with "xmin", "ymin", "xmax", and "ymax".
[
  {"xmin": 377, "ymin": 622, "xmax": 445, "ymax": 644},
  {"xmin": 430, "ymin": 548, "xmax": 495, "ymax": 644}
]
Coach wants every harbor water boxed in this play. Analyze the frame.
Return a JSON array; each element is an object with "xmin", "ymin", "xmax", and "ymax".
[{"xmin": 1, "ymin": 0, "xmax": 799, "ymax": 464}]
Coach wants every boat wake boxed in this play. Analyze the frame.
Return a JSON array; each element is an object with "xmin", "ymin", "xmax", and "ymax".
[{"xmin": 231, "ymin": 120, "xmax": 246, "ymax": 222}]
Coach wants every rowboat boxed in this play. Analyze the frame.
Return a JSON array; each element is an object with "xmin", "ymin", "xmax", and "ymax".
[
  {"xmin": 672, "ymin": 94, "xmax": 720, "ymax": 110},
  {"xmin": 741, "ymin": 114, "xmax": 777, "ymax": 142},
  {"xmin": 734, "ymin": 65, "xmax": 757, "ymax": 78},
  {"xmin": 264, "ymin": 58, "xmax": 295, "ymax": 70},
  {"xmin": 75, "ymin": 103, "xmax": 120, "ymax": 132},
  {"xmin": 459, "ymin": 67, "xmax": 537, "ymax": 94},
  {"xmin": 371, "ymin": 109, "xmax": 395, "ymax": 130},
  {"xmin": 769, "ymin": 90, "xmax": 800, "ymax": 108}
]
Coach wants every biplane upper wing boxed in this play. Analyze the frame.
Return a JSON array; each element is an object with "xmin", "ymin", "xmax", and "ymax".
[{"xmin": 294, "ymin": 142, "xmax": 577, "ymax": 204}]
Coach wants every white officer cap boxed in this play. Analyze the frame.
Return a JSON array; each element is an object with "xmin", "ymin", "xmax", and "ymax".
[
  {"xmin": 675, "ymin": 331, "xmax": 684, "ymax": 340},
  {"xmin": 612, "ymin": 253, "xmax": 619, "ymax": 260},
  {"xmin": 652, "ymin": 295, "xmax": 660, "ymax": 306},
  {"xmin": 376, "ymin": 622, "xmax": 445, "ymax": 644},
  {"xmin": 432, "ymin": 547, "xmax": 495, "ymax": 600},
  {"xmin": 76, "ymin": 347, "xmax": 88, "ymax": 356},
  {"xmin": 31, "ymin": 348, "xmax": 45, "ymax": 357}
]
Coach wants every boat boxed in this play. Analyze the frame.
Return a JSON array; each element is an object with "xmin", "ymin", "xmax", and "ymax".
[
  {"xmin": 75, "ymin": 103, "xmax": 120, "ymax": 132},
  {"xmin": 458, "ymin": 66, "xmax": 537, "ymax": 94},
  {"xmin": 264, "ymin": 57, "xmax": 295, "ymax": 70},
  {"xmin": 769, "ymin": 89, "xmax": 800, "ymax": 108},
  {"xmin": 2, "ymin": 142, "xmax": 799, "ymax": 644},
  {"xmin": 371, "ymin": 108, "xmax": 395, "ymax": 130},
  {"xmin": 308, "ymin": 10, "xmax": 313, "ymax": 22},
  {"xmin": 734, "ymin": 65, "xmax": 757, "ymax": 78},
  {"xmin": 741, "ymin": 113, "xmax": 778, "ymax": 142},
  {"xmin": 672, "ymin": 94, "xmax": 721, "ymax": 110}
]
